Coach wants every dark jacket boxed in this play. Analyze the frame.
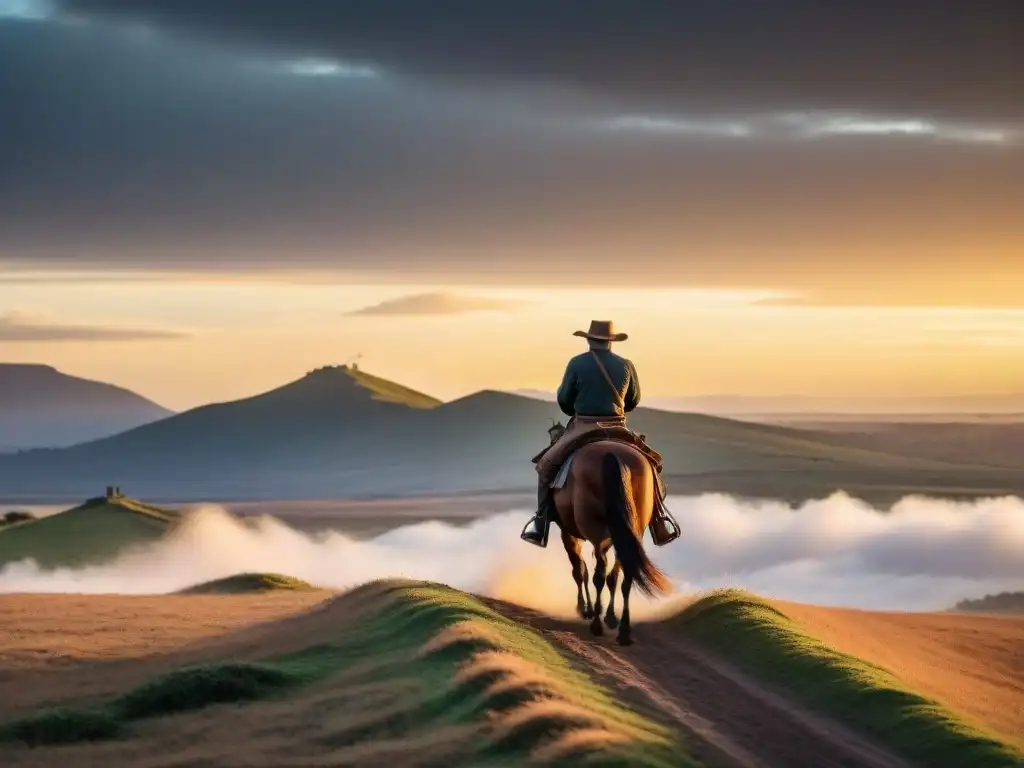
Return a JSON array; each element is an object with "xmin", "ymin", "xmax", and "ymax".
[{"xmin": 556, "ymin": 349, "xmax": 641, "ymax": 418}]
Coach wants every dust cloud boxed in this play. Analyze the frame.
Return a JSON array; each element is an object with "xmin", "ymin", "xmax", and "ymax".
[{"xmin": 1, "ymin": 492, "xmax": 1022, "ymax": 614}]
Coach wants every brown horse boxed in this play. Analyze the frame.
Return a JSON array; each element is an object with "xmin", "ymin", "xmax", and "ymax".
[{"xmin": 552, "ymin": 440, "xmax": 673, "ymax": 645}]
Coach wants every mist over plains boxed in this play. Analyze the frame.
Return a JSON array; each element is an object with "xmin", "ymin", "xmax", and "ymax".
[{"xmin": 1, "ymin": 492, "xmax": 1020, "ymax": 614}]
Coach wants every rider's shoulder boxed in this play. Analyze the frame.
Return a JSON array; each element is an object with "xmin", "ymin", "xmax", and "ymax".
[
  {"xmin": 572, "ymin": 350, "xmax": 633, "ymax": 368},
  {"xmin": 572, "ymin": 350, "xmax": 631, "ymax": 362}
]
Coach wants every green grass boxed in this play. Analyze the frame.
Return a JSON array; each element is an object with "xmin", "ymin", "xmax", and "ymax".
[
  {"xmin": 0, "ymin": 498, "xmax": 175, "ymax": 569},
  {"xmin": 1, "ymin": 708, "xmax": 124, "ymax": 746},
  {"xmin": 1, "ymin": 580, "xmax": 694, "ymax": 766},
  {"xmin": 114, "ymin": 662, "xmax": 304, "ymax": 719},
  {"xmin": 674, "ymin": 590, "xmax": 1024, "ymax": 768},
  {"xmin": 178, "ymin": 572, "xmax": 317, "ymax": 594},
  {"xmin": 0, "ymin": 662, "xmax": 306, "ymax": 747}
]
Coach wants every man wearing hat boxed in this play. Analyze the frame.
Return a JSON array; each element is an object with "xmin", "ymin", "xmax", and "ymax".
[{"xmin": 521, "ymin": 320, "xmax": 678, "ymax": 547}]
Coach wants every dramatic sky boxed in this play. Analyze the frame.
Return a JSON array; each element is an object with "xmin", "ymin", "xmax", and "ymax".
[{"xmin": 1, "ymin": 0, "xmax": 1023, "ymax": 408}]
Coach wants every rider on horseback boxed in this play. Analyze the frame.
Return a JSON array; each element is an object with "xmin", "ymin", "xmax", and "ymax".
[{"xmin": 521, "ymin": 320, "xmax": 680, "ymax": 548}]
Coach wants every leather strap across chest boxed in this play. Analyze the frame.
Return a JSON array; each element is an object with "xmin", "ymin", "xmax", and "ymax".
[{"xmin": 589, "ymin": 351, "xmax": 625, "ymax": 409}]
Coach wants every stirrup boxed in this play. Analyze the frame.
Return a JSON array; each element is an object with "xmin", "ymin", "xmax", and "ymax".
[
  {"xmin": 649, "ymin": 515, "xmax": 680, "ymax": 547},
  {"xmin": 520, "ymin": 516, "xmax": 550, "ymax": 548}
]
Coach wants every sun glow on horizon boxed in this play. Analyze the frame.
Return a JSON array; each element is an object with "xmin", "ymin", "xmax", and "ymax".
[{"xmin": 2, "ymin": 272, "xmax": 1023, "ymax": 410}]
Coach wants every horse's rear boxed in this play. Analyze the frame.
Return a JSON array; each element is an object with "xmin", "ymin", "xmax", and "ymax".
[{"xmin": 555, "ymin": 440, "xmax": 671, "ymax": 644}]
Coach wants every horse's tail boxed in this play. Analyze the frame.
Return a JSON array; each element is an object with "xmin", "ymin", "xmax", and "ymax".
[{"xmin": 602, "ymin": 452, "xmax": 671, "ymax": 598}]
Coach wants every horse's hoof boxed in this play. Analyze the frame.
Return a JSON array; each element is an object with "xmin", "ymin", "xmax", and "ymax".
[
  {"xmin": 616, "ymin": 632, "xmax": 634, "ymax": 646},
  {"xmin": 581, "ymin": 608, "xmax": 594, "ymax": 620},
  {"xmin": 590, "ymin": 617, "xmax": 604, "ymax": 636},
  {"xmin": 604, "ymin": 615, "xmax": 620, "ymax": 630}
]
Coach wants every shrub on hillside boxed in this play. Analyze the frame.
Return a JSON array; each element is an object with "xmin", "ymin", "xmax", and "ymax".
[
  {"xmin": 1, "ymin": 510, "xmax": 35, "ymax": 527},
  {"xmin": 954, "ymin": 592, "xmax": 1024, "ymax": 613}
]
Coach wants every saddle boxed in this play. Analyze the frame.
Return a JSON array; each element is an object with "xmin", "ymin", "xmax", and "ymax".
[{"xmin": 532, "ymin": 426, "xmax": 663, "ymax": 474}]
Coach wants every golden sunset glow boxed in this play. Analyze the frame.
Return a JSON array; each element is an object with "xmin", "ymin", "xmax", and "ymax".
[{"xmin": 3, "ymin": 272, "xmax": 1022, "ymax": 410}]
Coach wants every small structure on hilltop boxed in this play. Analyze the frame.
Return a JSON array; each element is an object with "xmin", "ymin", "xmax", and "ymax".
[{"xmin": 105, "ymin": 485, "xmax": 124, "ymax": 500}]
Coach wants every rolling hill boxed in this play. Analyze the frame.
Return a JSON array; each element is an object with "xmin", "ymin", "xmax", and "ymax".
[
  {"xmin": 782, "ymin": 421, "xmax": 1024, "ymax": 471},
  {"xmin": 0, "ymin": 365, "xmax": 1021, "ymax": 503},
  {"xmin": 511, "ymin": 388, "xmax": 1024, "ymax": 417},
  {"xmin": 0, "ymin": 364, "xmax": 173, "ymax": 451},
  {"xmin": 0, "ymin": 491, "xmax": 180, "ymax": 569},
  {"xmin": 1, "ymin": 581, "xmax": 1020, "ymax": 766}
]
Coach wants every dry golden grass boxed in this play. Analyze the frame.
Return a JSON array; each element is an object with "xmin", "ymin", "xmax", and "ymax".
[
  {"xmin": 0, "ymin": 592, "xmax": 334, "ymax": 718},
  {"xmin": 0, "ymin": 582, "xmax": 685, "ymax": 767},
  {"xmin": 0, "ymin": 593, "xmax": 331, "ymax": 667},
  {"xmin": 417, "ymin": 618, "xmax": 509, "ymax": 658},
  {"xmin": 780, "ymin": 600, "xmax": 1024, "ymax": 748},
  {"xmin": 532, "ymin": 727, "xmax": 637, "ymax": 763}
]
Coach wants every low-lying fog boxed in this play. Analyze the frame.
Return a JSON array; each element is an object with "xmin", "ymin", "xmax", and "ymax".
[{"xmin": 2, "ymin": 493, "xmax": 1022, "ymax": 616}]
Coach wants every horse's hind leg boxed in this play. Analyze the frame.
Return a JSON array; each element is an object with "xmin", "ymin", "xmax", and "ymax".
[
  {"xmin": 604, "ymin": 560, "xmax": 622, "ymax": 630},
  {"xmin": 563, "ymin": 531, "xmax": 592, "ymax": 619},
  {"xmin": 590, "ymin": 543, "xmax": 609, "ymax": 636},
  {"xmin": 617, "ymin": 572, "xmax": 634, "ymax": 646},
  {"xmin": 582, "ymin": 560, "xmax": 593, "ymax": 618}
]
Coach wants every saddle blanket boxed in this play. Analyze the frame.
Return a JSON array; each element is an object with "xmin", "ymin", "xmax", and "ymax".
[{"xmin": 551, "ymin": 454, "xmax": 575, "ymax": 489}]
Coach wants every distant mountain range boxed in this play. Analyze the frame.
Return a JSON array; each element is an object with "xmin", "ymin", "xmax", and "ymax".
[
  {"xmin": 509, "ymin": 389, "xmax": 1024, "ymax": 417},
  {"xmin": 1, "ymin": 365, "xmax": 1021, "ymax": 504},
  {"xmin": 0, "ymin": 364, "xmax": 174, "ymax": 451}
]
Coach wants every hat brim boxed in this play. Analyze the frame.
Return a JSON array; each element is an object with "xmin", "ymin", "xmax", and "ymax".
[{"xmin": 574, "ymin": 330, "xmax": 629, "ymax": 342}]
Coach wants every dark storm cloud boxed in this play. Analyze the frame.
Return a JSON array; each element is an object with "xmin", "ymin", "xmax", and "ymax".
[
  {"xmin": 345, "ymin": 293, "xmax": 529, "ymax": 317},
  {"xmin": 0, "ymin": 311, "xmax": 187, "ymax": 341},
  {"xmin": 53, "ymin": 0, "xmax": 1024, "ymax": 118},
  {"xmin": 0, "ymin": 1, "xmax": 1022, "ymax": 301}
]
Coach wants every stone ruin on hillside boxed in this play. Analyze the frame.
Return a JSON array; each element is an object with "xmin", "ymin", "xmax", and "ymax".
[{"xmin": 105, "ymin": 485, "xmax": 124, "ymax": 500}]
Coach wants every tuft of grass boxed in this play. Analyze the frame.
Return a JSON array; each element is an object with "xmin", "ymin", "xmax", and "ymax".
[
  {"xmin": 178, "ymin": 572, "xmax": 317, "ymax": 595},
  {"xmin": 1, "ymin": 580, "xmax": 695, "ymax": 765},
  {"xmin": 0, "ymin": 662, "xmax": 312, "ymax": 749},
  {"xmin": 0, "ymin": 709, "xmax": 122, "ymax": 746},
  {"xmin": 674, "ymin": 589, "xmax": 1024, "ymax": 768},
  {"xmin": 113, "ymin": 662, "xmax": 304, "ymax": 719}
]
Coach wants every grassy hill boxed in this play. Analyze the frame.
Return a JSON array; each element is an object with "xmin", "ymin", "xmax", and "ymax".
[
  {"xmin": 179, "ymin": 573, "xmax": 317, "ymax": 595},
  {"xmin": 0, "ymin": 494, "xmax": 179, "ymax": 569},
  {"xmin": 673, "ymin": 590, "xmax": 1024, "ymax": 766},
  {"xmin": 787, "ymin": 421, "xmax": 1024, "ymax": 471},
  {"xmin": 0, "ymin": 581, "xmax": 690, "ymax": 765},
  {"xmin": 2, "ymin": 580, "xmax": 1020, "ymax": 765},
  {"xmin": 0, "ymin": 366, "xmax": 1021, "ymax": 502}
]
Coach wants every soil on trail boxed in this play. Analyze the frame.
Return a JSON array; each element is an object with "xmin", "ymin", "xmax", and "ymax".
[
  {"xmin": 779, "ymin": 601, "xmax": 1024, "ymax": 748},
  {"xmin": 481, "ymin": 597, "xmax": 910, "ymax": 768}
]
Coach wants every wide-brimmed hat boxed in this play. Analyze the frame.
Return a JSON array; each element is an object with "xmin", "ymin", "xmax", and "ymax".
[{"xmin": 573, "ymin": 320, "xmax": 628, "ymax": 342}]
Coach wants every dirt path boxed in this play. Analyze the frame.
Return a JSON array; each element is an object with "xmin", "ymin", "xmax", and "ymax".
[{"xmin": 482, "ymin": 598, "xmax": 910, "ymax": 768}]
